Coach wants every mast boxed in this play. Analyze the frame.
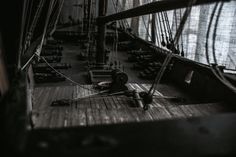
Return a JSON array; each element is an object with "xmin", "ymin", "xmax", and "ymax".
[
  {"xmin": 96, "ymin": 0, "xmax": 108, "ymax": 65},
  {"xmin": 87, "ymin": 0, "xmax": 92, "ymax": 36}
]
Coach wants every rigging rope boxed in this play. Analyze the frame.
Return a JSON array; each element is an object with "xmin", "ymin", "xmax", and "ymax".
[
  {"xmin": 148, "ymin": 0, "xmax": 197, "ymax": 96},
  {"xmin": 164, "ymin": 12, "xmax": 173, "ymax": 41},
  {"xmin": 49, "ymin": 0, "xmax": 65, "ymax": 36},
  {"xmin": 179, "ymin": 9, "xmax": 185, "ymax": 56},
  {"xmin": 17, "ymin": 0, "xmax": 28, "ymax": 69},
  {"xmin": 36, "ymin": 0, "xmax": 55, "ymax": 57},
  {"xmin": 21, "ymin": 0, "xmax": 55, "ymax": 71},
  {"xmin": 153, "ymin": 14, "xmax": 160, "ymax": 46},
  {"xmin": 205, "ymin": 2, "xmax": 236, "ymax": 93},
  {"xmin": 27, "ymin": 0, "xmax": 45, "ymax": 46},
  {"xmin": 23, "ymin": 0, "xmax": 34, "ymax": 52},
  {"xmin": 160, "ymin": 12, "xmax": 169, "ymax": 45},
  {"xmin": 157, "ymin": 13, "xmax": 165, "ymax": 46},
  {"xmin": 155, "ymin": 13, "xmax": 162, "ymax": 46},
  {"xmin": 212, "ymin": 3, "xmax": 224, "ymax": 65},
  {"xmin": 142, "ymin": 15, "xmax": 152, "ymax": 40}
]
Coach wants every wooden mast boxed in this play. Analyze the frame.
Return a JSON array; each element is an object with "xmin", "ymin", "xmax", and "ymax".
[
  {"xmin": 86, "ymin": 0, "xmax": 92, "ymax": 38},
  {"xmin": 96, "ymin": 0, "xmax": 108, "ymax": 65}
]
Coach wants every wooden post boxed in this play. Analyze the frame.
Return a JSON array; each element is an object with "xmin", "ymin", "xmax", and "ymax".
[{"xmin": 96, "ymin": 0, "xmax": 107, "ymax": 65}]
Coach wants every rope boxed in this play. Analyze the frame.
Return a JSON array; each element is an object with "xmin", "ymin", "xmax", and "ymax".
[
  {"xmin": 148, "ymin": 0, "xmax": 197, "ymax": 96},
  {"xmin": 23, "ymin": 0, "xmax": 34, "ymax": 52},
  {"xmin": 17, "ymin": 0, "xmax": 28, "ymax": 69},
  {"xmin": 205, "ymin": 2, "xmax": 236, "ymax": 93},
  {"xmin": 153, "ymin": 14, "xmax": 160, "ymax": 46},
  {"xmin": 155, "ymin": 13, "xmax": 162, "ymax": 46},
  {"xmin": 21, "ymin": 0, "xmax": 58, "ymax": 71},
  {"xmin": 174, "ymin": 0, "xmax": 197, "ymax": 46},
  {"xmin": 205, "ymin": 3, "xmax": 219, "ymax": 65},
  {"xmin": 27, "ymin": 0, "xmax": 45, "ymax": 46},
  {"xmin": 141, "ymin": 15, "xmax": 152, "ymax": 40},
  {"xmin": 49, "ymin": 0, "xmax": 65, "ymax": 36},
  {"xmin": 179, "ymin": 9, "xmax": 184, "ymax": 56},
  {"xmin": 164, "ymin": 12, "xmax": 173, "ymax": 41},
  {"xmin": 212, "ymin": 3, "xmax": 224, "ymax": 65},
  {"xmin": 160, "ymin": 12, "xmax": 169, "ymax": 43},
  {"xmin": 36, "ymin": 0, "xmax": 55, "ymax": 57},
  {"xmin": 157, "ymin": 13, "xmax": 165, "ymax": 46}
]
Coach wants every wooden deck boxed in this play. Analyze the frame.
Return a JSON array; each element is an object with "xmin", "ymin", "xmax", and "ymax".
[{"xmin": 32, "ymin": 83, "xmax": 227, "ymax": 128}]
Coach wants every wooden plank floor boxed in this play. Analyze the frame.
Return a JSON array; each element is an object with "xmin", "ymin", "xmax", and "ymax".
[{"xmin": 32, "ymin": 83, "xmax": 228, "ymax": 128}]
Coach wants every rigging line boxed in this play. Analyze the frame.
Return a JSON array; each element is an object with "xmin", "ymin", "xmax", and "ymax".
[
  {"xmin": 205, "ymin": 2, "xmax": 219, "ymax": 65},
  {"xmin": 149, "ymin": 0, "xmax": 197, "ymax": 96},
  {"xmin": 212, "ymin": 2, "xmax": 224, "ymax": 65},
  {"xmin": 21, "ymin": 53, "xmax": 36, "ymax": 71},
  {"xmin": 49, "ymin": 0, "xmax": 61, "ymax": 29},
  {"xmin": 17, "ymin": 0, "xmax": 28, "ymax": 69},
  {"xmin": 36, "ymin": 0, "xmax": 55, "ymax": 57},
  {"xmin": 117, "ymin": 0, "xmax": 130, "ymax": 28},
  {"xmin": 155, "ymin": 13, "xmax": 162, "ymax": 46},
  {"xmin": 160, "ymin": 12, "xmax": 169, "ymax": 42},
  {"xmin": 164, "ymin": 12, "xmax": 173, "ymax": 40},
  {"xmin": 154, "ymin": 15, "xmax": 160, "ymax": 46},
  {"xmin": 174, "ymin": 0, "xmax": 197, "ymax": 46},
  {"xmin": 211, "ymin": 2, "xmax": 229, "ymax": 81},
  {"xmin": 148, "ymin": 52, "xmax": 172, "ymax": 96},
  {"xmin": 27, "ymin": 0, "xmax": 45, "ymax": 45},
  {"xmin": 111, "ymin": 0, "xmax": 122, "ymax": 29},
  {"xmin": 23, "ymin": 0, "xmax": 30, "ymax": 34},
  {"xmin": 21, "ymin": 0, "xmax": 54, "ymax": 70},
  {"xmin": 205, "ymin": 3, "xmax": 236, "ymax": 92},
  {"xmin": 112, "ymin": 0, "xmax": 128, "ymax": 29},
  {"xmin": 50, "ymin": 0, "xmax": 65, "ymax": 36},
  {"xmin": 48, "ymin": 1, "xmax": 58, "ymax": 28},
  {"xmin": 212, "ymin": 2, "xmax": 227, "ymax": 80},
  {"xmin": 179, "ymin": 9, "xmax": 184, "ymax": 54},
  {"xmin": 174, "ymin": 10, "xmax": 178, "ymax": 39},
  {"xmin": 157, "ymin": 13, "xmax": 165, "ymax": 43},
  {"xmin": 23, "ymin": 0, "xmax": 34, "ymax": 52},
  {"xmin": 173, "ymin": 9, "xmax": 180, "ymax": 53},
  {"xmin": 142, "ymin": 15, "xmax": 152, "ymax": 40},
  {"xmin": 146, "ymin": 15, "xmax": 151, "ymax": 40}
]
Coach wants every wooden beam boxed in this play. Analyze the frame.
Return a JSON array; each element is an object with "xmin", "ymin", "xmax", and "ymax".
[{"xmin": 98, "ymin": 0, "xmax": 230, "ymax": 24}]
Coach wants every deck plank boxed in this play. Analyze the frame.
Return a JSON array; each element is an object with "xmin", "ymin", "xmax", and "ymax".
[{"xmin": 32, "ymin": 84, "xmax": 228, "ymax": 128}]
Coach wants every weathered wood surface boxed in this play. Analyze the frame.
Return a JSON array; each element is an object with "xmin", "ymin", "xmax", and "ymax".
[{"xmin": 32, "ymin": 83, "xmax": 228, "ymax": 128}]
